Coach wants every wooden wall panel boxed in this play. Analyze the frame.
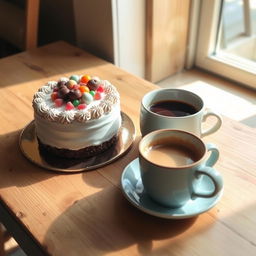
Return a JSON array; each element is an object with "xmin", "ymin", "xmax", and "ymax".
[{"xmin": 146, "ymin": 0, "xmax": 191, "ymax": 82}]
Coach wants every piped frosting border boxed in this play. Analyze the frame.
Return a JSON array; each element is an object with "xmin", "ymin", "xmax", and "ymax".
[{"xmin": 33, "ymin": 79, "xmax": 120, "ymax": 124}]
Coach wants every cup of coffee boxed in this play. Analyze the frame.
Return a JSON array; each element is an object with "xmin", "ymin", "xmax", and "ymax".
[
  {"xmin": 140, "ymin": 89, "xmax": 222, "ymax": 137},
  {"xmin": 139, "ymin": 129, "xmax": 223, "ymax": 208}
]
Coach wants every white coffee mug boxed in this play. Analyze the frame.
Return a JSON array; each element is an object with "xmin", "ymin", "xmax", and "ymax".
[{"xmin": 140, "ymin": 89, "xmax": 222, "ymax": 137}]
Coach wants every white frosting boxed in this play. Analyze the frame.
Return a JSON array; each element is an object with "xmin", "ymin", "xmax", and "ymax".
[
  {"xmin": 34, "ymin": 106, "xmax": 121, "ymax": 149},
  {"xmin": 33, "ymin": 77, "xmax": 122, "ymax": 150}
]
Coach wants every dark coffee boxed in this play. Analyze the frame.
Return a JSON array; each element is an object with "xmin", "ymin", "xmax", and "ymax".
[{"xmin": 150, "ymin": 100, "xmax": 197, "ymax": 117}]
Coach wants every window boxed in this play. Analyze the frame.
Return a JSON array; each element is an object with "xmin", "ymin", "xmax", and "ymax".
[{"xmin": 195, "ymin": 0, "xmax": 256, "ymax": 89}]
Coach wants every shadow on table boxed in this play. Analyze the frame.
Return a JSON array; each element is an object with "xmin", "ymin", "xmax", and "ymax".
[
  {"xmin": 42, "ymin": 184, "xmax": 200, "ymax": 256},
  {"xmin": 0, "ymin": 130, "xmax": 57, "ymax": 189}
]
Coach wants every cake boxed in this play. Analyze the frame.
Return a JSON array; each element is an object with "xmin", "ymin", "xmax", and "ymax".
[{"xmin": 32, "ymin": 74, "xmax": 122, "ymax": 159}]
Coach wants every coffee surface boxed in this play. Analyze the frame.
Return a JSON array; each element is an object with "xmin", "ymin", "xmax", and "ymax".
[
  {"xmin": 150, "ymin": 100, "xmax": 197, "ymax": 117},
  {"xmin": 144, "ymin": 143, "xmax": 198, "ymax": 167}
]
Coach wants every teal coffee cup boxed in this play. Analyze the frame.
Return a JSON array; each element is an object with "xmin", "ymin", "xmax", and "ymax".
[{"xmin": 139, "ymin": 129, "xmax": 223, "ymax": 208}]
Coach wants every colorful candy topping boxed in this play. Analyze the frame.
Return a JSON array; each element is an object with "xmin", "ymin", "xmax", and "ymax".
[
  {"xmin": 65, "ymin": 101, "xmax": 75, "ymax": 110},
  {"xmin": 50, "ymin": 74, "xmax": 105, "ymax": 110},
  {"xmin": 97, "ymin": 86, "xmax": 104, "ymax": 93},
  {"xmin": 81, "ymin": 92, "xmax": 94, "ymax": 105},
  {"xmin": 54, "ymin": 98, "xmax": 64, "ymax": 107},
  {"xmin": 89, "ymin": 91, "xmax": 95, "ymax": 97},
  {"xmin": 80, "ymin": 75, "xmax": 91, "ymax": 84},
  {"xmin": 66, "ymin": 80, "xmax": 77, "ymax": 89},
  {"xmin": 51, "ymin": 92, "xmax": 58, "ymax": 101},
  {"xmin": 68, "ymin": 89, "xmax": 82, "ymax": 101},
  {"xmin": 94, "ymin": 92, "xmax": 102, "ymax": 100},
  {"xmin": 69, "ymin": 75, "xmax": 80, "ymax": 83},
  {"xmin": 72, "ymin": 99, "xmax": 80, "ymax": 107},
  {"xmin": 77, "ymin": 103, "xmax": 87, "ymax": 110},
  {"xmin": 87, "ymin": 79, "xmax": 100, "ymax": 91},
  {"xmin": 79, "ymin": 85, "xmax": 90, "ymax": 93}
]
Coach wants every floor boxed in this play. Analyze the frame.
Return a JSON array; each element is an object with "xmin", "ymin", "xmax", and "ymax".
[{"xmin": 2, "ymin": 67, "xmax": 256, "ymax": 256}]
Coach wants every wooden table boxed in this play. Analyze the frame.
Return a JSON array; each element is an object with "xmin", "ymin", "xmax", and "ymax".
[{"xmin": 0, "ymin": 41, "xmax": 256, "ymax": 256}]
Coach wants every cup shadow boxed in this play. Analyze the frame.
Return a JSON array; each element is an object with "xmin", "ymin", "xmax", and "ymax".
[{"xmin": 43, "ymin": 185, "xmax": 198, "ymax": 256}]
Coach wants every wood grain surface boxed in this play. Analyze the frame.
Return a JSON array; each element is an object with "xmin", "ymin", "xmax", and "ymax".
[{"xmin": 0, "ymin": 41, "xmax": 256, "ymax": 256}]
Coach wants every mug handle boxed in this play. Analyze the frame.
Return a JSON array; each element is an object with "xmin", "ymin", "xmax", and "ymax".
[
  {"xmin": 201, "ymin": 108, "xmax": 222, "ymax": 137},
  {"xmin": 193, "ymin": 166, "xmax": 223, "ymax": 198},
  {"xmin": 205, "ymin": 143, "xmax": 219, "ymax": 167}
]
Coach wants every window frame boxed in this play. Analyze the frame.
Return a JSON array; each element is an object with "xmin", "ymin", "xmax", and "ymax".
[{"xmin": 195, "ymin": 0, "xmax": 256, "ymax": 89}]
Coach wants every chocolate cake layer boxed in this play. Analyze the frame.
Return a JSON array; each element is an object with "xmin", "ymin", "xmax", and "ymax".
[{"xmin": 38, "ymin": 135, "xmax": 118, "ymax": 159}]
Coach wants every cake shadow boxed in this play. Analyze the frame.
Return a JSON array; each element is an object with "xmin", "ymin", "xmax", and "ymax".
[{"xmin": 0, "ymin": 129, "xmax": 57, "ymax": 189}]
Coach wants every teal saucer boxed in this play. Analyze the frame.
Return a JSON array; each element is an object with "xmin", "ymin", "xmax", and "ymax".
[{"xmin": 121, "ymin": 158, "xmax": 223, "ymax": 219}]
